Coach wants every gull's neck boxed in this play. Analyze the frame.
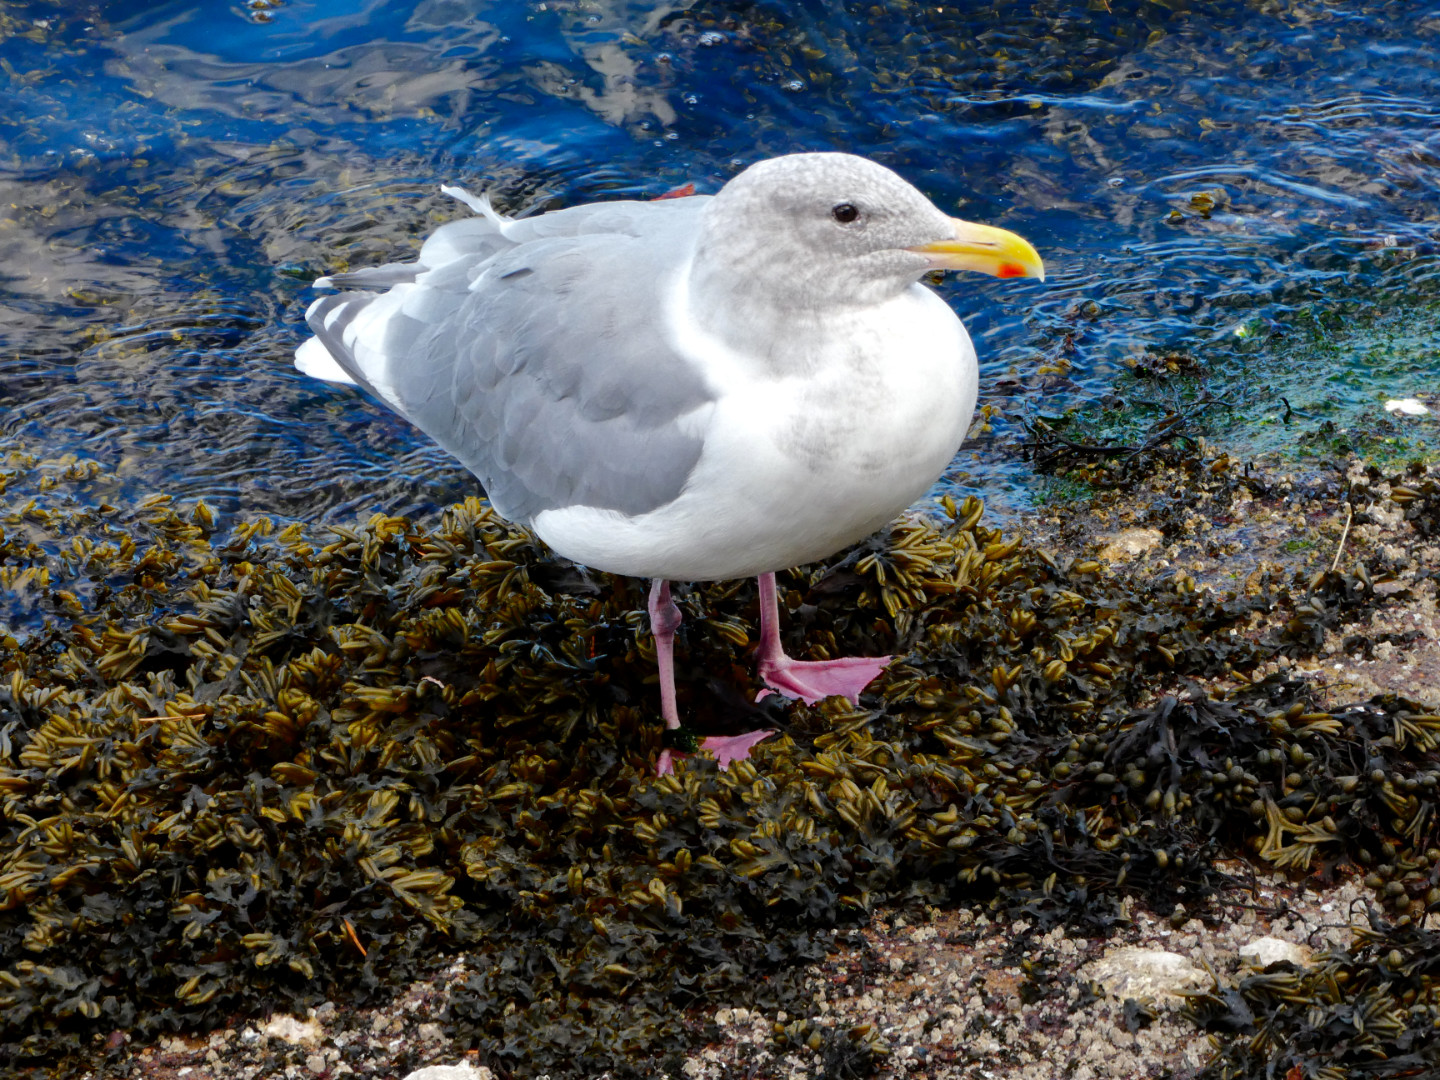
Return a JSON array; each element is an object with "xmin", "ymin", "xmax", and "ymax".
[{"xmin": 680, "ymin": 259, "xmax": 902, "ymax": 379}]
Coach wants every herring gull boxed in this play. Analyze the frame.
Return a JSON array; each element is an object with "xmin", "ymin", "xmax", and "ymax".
[{"xmin": 294, "ymin": 152, "xmax": 1044, "ymax": 773}]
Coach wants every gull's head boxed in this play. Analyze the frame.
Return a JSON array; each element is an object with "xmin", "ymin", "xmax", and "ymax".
[{"xmin": 696, "ymin": 152, "xmax": 1044, "ymax": 311}]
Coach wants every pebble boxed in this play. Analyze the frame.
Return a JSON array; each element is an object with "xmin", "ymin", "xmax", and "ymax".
[
  {"xmin": 1239, "ymin": 936, "xmax": 1312, "ymax": 968},
  {"xmin": 1095, "ymin": 527, "xmax": 1164, "ymax": 561},
  {"xmin": 401, "ymin": 1066, "xmax": 495, "ymax": 1080},
  {"xmin": 261, "ymin": 1015, "xmax": 324, "ymax": 1046}
]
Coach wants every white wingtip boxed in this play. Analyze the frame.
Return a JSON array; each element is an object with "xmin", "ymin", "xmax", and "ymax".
[
  {"xmin": 313, "ymin": 275, "xmax": 335, "ymax": 289},
  {"xmin": 295, "ymin": 336, "xmax": 357, "ymax": 385}
]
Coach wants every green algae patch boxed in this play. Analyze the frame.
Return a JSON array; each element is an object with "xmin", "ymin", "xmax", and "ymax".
[
  {"xmin": 2, "ymin": 447, "xmax": 1439, "ymax": 1078},
  {"xmin": 1034, "ymin": 298, "xmax": 1440, "ymax": 482},
  {"xmin": 1238, "ymin": 303, "xmax": 1440, "ymax": 468}
]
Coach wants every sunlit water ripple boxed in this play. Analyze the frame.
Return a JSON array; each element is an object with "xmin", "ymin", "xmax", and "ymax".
[{"xmin": 1, "ymin": 0, "xmax": 1438, "ymax": 545}]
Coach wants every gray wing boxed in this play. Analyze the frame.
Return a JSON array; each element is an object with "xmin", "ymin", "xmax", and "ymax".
[{"xmin": 302, "ymin": 196, "xmax": 716, "ymax": 524}]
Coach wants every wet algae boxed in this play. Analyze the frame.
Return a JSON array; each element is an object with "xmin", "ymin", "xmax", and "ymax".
[
  {"xmin": 1, "ymin": 444, "xmax": 1439, "ymax": 1078},
  {"xmin": 1027, "ymin": 297, "xmax": 1440, "ymax": 487}
]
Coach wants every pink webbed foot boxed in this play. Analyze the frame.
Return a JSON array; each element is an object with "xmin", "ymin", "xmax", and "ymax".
[
  {"xmin": 648, "ymin": 580, "xmax": 778, "ymax": 776},
  {"xmin": 756, "ymin": 653, "xmax": 892, "ymax": 706},
  {"xmin": 752, "ymin": 571, "xmax": 891, "ymax": 706},
  {"xmin": 699, "ymin": 730, "xmax": 773, "ymax": 770},
  {"xmin": 656, "ymin": 730, "xmax": 773, "ymax": 776}
]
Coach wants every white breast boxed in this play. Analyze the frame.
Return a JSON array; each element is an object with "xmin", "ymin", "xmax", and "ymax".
[{"xmin": 532, "ymin": 282, "xmax": 977, "ymax": 581}]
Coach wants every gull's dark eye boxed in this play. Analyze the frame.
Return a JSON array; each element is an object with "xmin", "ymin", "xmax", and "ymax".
[{"xmin": 831, "ymin": 203, "xmax": 860, "ymax": 224}]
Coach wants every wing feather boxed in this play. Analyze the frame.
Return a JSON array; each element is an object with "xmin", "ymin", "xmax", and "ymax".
[{"xmin": 298, "ymin": 191, "xmax": 717, "ymax": 524}]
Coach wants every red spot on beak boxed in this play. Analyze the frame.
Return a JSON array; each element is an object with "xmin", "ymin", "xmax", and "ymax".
[
  {"xmin": 997, "ymin": 263, "xmax": 1025, "ymax": 279},
  {"xmin": 652, "ymin": 182, "xmax": 696, "ymax": 201}
]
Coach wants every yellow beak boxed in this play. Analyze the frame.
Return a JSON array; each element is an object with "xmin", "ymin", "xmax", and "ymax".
[{"xmin": 908, "ymin": 219, "xmax": 1045, "ymax": 281}]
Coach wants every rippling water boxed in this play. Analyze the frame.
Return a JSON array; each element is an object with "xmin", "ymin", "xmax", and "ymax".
[{"xmin": 2, "ymin": 0, "xmax": 1438, "ymax": 533}]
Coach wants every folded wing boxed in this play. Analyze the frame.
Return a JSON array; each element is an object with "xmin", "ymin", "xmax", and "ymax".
[{"xmin": 298, "ymin": 190, "xmax": 717, "ymax": 524}]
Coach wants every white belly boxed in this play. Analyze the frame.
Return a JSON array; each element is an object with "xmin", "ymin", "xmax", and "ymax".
[{"xmin": 532, "ymin": 284, "xmax": 977, "ymax": 581}]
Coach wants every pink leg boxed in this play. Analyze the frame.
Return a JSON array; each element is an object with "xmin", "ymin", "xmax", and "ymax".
[
  {"xmin": 649, "ymin": 579, "xmax": 772, "ymax": 776},
  {"xmin": 649, "ymin": 580, "xmax": 684, "ymax": 776},
  {"xmin": 648, "ymin": 579, "xmax": 683, "ymax": 730},
  {"xmin": 754, "ymin": 572, "xmax": 891, "ymax": 706}
]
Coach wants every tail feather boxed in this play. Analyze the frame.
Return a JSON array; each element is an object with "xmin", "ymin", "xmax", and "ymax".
[
  {"xmin": 294, "ymin": 335, "xmax": 356, "ymax": 385},
  {"xmin": 300, "ymin": 291, "xmax": 378, "ymax": 389},
  {"xmin": 315, "ymin": 264, "xmax": 418, "ymax": 290},
  {"xmin": 296, "ymin": 181, "xmax": 514, "ymax": 397}
]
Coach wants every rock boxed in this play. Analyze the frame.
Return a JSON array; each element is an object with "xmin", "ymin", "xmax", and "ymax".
[
  {"xmin": 1095, "ymin": 528, "xmax": 1164, "ymax": 562},
  {"xmin": 1238, "ymin": 936, "xmax": 1311, "ymax": 968},
  {"xmin": 262, "ymin": 1014, "xmax": 324, "ymax": 1046},
  {"xmin": 402, "ymin": 1066, "xmax": 495, "ymax": 1080},
  {"xmin": 1081, "ymin": 947, "xmax": 1209, "ymax": 1001},
  {"xmin": 1384, "ymin": 398, "xmax": 1431, "ymax": 416}
]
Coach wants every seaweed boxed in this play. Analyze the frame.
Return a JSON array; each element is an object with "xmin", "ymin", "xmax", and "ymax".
[
  {"xmin": 1, "ymin": 446, "xmax": 1437, "ymax": 1077},
  {"xmin": 1189, "ymin": 908, "xmax": 1440, "ymax": 1079}
]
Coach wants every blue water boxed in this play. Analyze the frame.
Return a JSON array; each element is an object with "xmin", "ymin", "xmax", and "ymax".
[{"xmin": 2, "ymin": 0, "xmax": 1439, "ymax": 533}]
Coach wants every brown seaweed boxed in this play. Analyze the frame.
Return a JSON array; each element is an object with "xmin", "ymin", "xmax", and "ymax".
[{"xmin": 1, "ymin": 445, "xmax": 1437, "ymax": 1079}]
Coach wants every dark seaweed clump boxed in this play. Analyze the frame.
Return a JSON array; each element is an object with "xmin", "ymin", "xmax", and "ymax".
[
  {"xmin": 1391, "ymin": 468, "xmax": 1440, "ymax": 539},
  {"xmin": 1, "ymin": 446, "xmax": 1438, "ymax": 1079},
  {"xmin": 1188, "ymin": 908, "xmax": 1440, "ymax": 1079}
]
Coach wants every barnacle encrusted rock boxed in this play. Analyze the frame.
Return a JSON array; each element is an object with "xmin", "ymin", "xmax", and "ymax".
[{"xmin": 1082, "ymin": 947, "xmax": 1208, "ymax": 1001}]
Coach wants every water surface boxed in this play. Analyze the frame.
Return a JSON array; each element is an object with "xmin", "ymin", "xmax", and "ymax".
[{"xmin": 2, "ymin": 0, "xmax": 1438, "ymax": 537}]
